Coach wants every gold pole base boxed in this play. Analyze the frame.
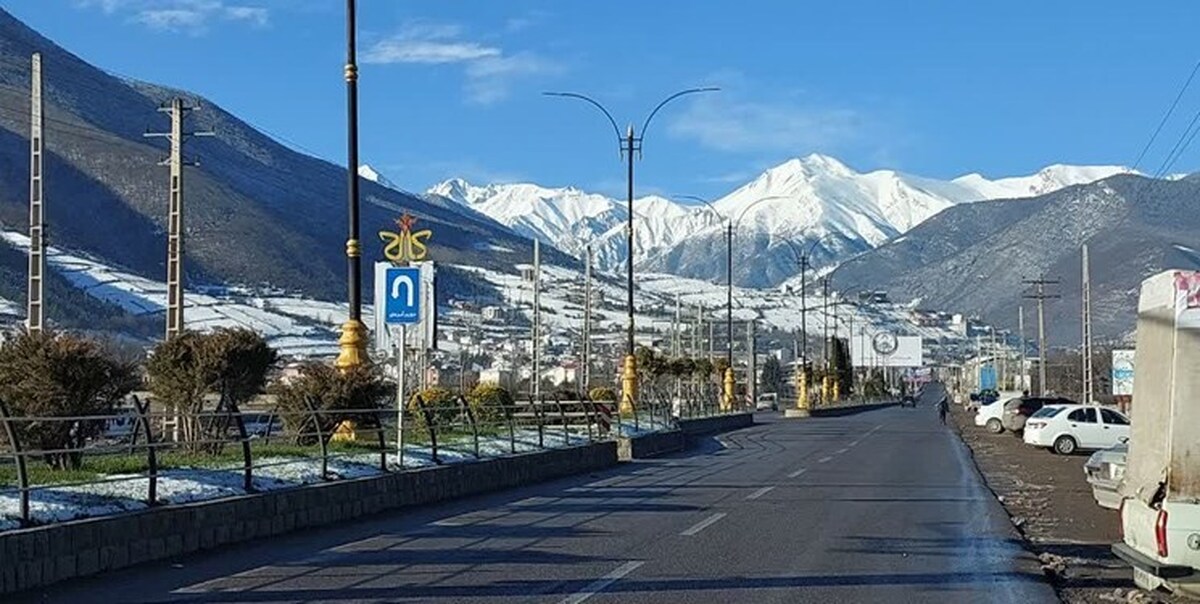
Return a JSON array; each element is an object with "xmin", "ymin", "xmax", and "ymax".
[
  {"xmin": 797, "ymin": 370, "xmax": 809, "ymax": 410},
  {"xmin": 722, "ymin": 367, "xmax": 736, "ymax": 412},
  {"xmin": 620, "ymin": 354, "xmax": 637, "ymax": 415},
  {"xmin": 335, "ymin": 319, "xmax": 370, "ymax": 371}
]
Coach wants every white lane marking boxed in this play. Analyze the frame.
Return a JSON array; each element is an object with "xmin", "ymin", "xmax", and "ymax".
[
  {"xmin": 746, "ymin": 486, "xmax": 775, "ymax": 500},
  {"xmin": 836, "ymin": 448, "xmax": 850, "ymax": 454},
  {"xmin": 558, "ymin": 561, "xmax": 645, "ymax": 604},
  {"xmin": 788, "ymin": 468, "xmax": 808, "ymax": 478},
  {"xmin": 681, "ymin": 512, "xmax": 728, "ymax": 536},
  {"xmin": 818, "ymin": 456, "xmax": 833, "ymax": 464}
]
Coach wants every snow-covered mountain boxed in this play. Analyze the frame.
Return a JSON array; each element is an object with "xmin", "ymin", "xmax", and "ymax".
[
  {"xmin": 424, "ymin": 155, "xmax": 1132, "ymax": 287},
  {"xmin": 426, "ymin": 178, "xmax": 719, "ymax": 269}
]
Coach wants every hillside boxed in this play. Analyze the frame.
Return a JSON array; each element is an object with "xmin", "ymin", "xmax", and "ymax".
[
  {"xmin": 829, "ymin": 174, "xmax": 1200, "ymax": 342},
  {"xmin": 0, "ymin": 8, "xmax": 545, "ymax": 333}
]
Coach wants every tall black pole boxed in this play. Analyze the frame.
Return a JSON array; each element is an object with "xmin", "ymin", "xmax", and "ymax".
[
  {"xmin": 800, "ymin": 254, "xmax": 808, "ymax": 369},
  {"xmin": 726, "ymin": 223, "xmax": 733, "ymax": 367},
  {"xmin": 336, "ymin": 0, "xmax": 367, "ymax": 369},
  {"xmin": 626, "ymin": 125, "xmax": 635, "ymax": 358}
]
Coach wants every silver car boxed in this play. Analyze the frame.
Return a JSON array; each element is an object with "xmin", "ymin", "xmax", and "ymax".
[{"xmin": 1084, "ymin": 443, "xmax": 1128, "ymax": 510}]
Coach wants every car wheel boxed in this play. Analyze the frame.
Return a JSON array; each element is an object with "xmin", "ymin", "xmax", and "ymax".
[
  {"xmin": 986, "ymin": 418, "xmax": 1003, "ymax": 434},
  {"xmin": 1054, "ymin": 435, "xmax": 1078, "ymax": 455}
]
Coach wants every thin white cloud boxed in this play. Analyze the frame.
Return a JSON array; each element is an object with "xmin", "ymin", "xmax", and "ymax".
[
  {"xmin": 224, "ymin": 6, "xmax": 268, "ymax": 27},
  {"xmin": 76, "ymin": 0, "xmax": 269, "ymax": 34},
  {"xmin": 464, "ymin": 53, "xmax": 562, "ymax": 104},
  {"xmin": 669, "ymin": 94, "xmax": 864, "ymax": 154},
  {"xmin": 364, "ymin": 40, "xmax": 500, "ymax": 65},
  {"xmin": 364, "ymin": 20, "xmax": 562, "ymax": 104}
]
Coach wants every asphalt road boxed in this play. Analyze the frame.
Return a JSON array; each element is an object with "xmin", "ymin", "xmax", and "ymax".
[{"xmin": 17, "ymin": 384, "xmax": 1057, "ymax": 603}]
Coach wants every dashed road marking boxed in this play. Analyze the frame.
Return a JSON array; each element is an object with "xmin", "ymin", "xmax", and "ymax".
[
  {"xmin": 836, "ymin": 448, "xmax": 850, "ymax": 454},
  {"xmin": 818, "ymin": 456, "xmax": 833, "ymax": 464},
  {"xmin": 681, "ymin": 512, "xmax": 728, "ymax": 536},
  {"xmin": 746, "ymin": 486, "xmax": 775, "ymax": 500},
  {"xmin": 788, "ymin": 468, "xmax": 808, "ymax": 478},
  {"xmin": 558, "ymin": 561, "xmax": 645, "ymax": 604}
]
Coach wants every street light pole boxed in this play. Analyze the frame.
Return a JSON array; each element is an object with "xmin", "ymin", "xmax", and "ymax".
[
  {"xmin": 336, "ymin": 0, "xmax": 368, "ymax": 370},
  {"xmin": 546, "ymin": 88, "xmax": 718, "ymax": 415}
]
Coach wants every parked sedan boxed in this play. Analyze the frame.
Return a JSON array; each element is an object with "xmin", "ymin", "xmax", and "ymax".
[
  {"xmin": 1001, "ymin": 396, "xmax": 1075, "ymax": 433},
  {"xmin": 1084, "ymin": 443, "xmax": 1127, "ymax": 510},
  {"xmin": 1023, "ymin": 404, "xmax": 1131, "ymax": 455},
  {"xmin": 974, "ymin": 395, "xmax": 1020, "ymax": 433}
]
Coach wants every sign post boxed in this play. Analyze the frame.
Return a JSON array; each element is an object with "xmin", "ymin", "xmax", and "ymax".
[{"xmin": 385, "ymin": 266, "xmax": 422, "ymax": 466}]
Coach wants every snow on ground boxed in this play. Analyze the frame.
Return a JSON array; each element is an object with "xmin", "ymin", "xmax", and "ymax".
[
  {"xmin": 0, "ymin": 230, "xmax": 355, "ymax": 358},
  {"xmin": 0, "ymin": 424, "xmax": 660, "ymax": 530}
]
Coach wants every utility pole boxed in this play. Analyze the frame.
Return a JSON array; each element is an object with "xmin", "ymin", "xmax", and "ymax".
[
  {"xmin": 692, "ymin": 304, "xmax": 701, "ymax": 358},
  {"xmin": 582, "ymin": 244, "xmax": 592, "ymax": 393},
  {"xmin": 1082, "ymin": 244, "xmax": 1094, "ymax": 404},
  {"xmin": 747, "ymin": 318, "xmax": 756, "ymax": 408},
  {"xmin": 1018, "ymin": 306, "xmax": 1027, "ymax": 393},
  {"xmin": 1023, "ymin": 277, "xmax": 1060, "ymax": 396},
  {"xmin": 145, "ymin": 98, "xmax": 212, "ymax": 339},
  {"xmin": 822, "ymin": 278, "xmax": 830, "ymax": 370},
  {"xmin": 27, "ymin": 53, "xmax": 45, "ymax": 333},
  {"xmin": 672, "ymin": 294, "xmax": 681, "ymax": 357},
  {"xmin": 532, "ymin": 239, "xmax": 541, "ymax": 401}
]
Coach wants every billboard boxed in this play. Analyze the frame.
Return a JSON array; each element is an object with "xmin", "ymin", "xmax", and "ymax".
[
  {"xmin": 851, "ymin": 332, "xmax": 923, "ymax": 368},
  {"xmin": 1112, "ymin": 349, "xmax": 1135, "ymax": 396}
]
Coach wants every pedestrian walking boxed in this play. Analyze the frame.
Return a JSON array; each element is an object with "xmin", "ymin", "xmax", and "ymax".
[{"xmin": 936, "ymin": 395, "xmax": 949, "ymax": 425}]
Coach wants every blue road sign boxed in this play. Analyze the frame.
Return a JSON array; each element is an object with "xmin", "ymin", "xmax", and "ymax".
[{"xmin": 385, "ymin": 267, "xmax": 421, "ymax": 325}]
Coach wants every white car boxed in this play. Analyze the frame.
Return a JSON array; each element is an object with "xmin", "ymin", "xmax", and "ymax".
[
  {"xmin": 974, "ymin": 395, "xmax": 1019, "ymax": 433},
  {"xmin": 1023, "ymin": 404, "xmax": 1130, "ymax": 455}
]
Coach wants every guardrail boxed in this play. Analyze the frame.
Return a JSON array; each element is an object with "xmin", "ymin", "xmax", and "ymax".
[{"xmin": 0, "ymin": 384, "xmax": 739, "ymax": 529}]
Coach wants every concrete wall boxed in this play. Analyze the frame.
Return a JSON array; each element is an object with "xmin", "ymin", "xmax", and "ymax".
[
  {"xmin": 617, "ymin": 430, "xmax": 686, "ymax": 460},
  {"xmin": 616, "ymin": 413, "xmax": 755, "ymax": 460},
  {"xmin": 0, "ymin": 442, "xmax": 617, "ymax": 595}
]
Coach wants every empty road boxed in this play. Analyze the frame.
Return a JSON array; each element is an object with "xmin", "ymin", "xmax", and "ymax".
[{"xmin": 18, "ymin": 386, "xmax": 1056, "ymax": 603}]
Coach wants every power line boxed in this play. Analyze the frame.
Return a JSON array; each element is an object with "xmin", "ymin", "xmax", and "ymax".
[{"xmin": 1132, "ymin": 59, "xmax": 1200, "ymax": 172}]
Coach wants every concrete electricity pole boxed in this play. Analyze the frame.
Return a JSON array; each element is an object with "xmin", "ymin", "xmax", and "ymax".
[
  {"xmin": 1019, "ymin": 306, "xmax": 1027, "ymax": 392},
  {"xmin": 532, "ymin": 239, "xmax": 541, "ymax": 401},
  {"xmin": 746, "ymin": 318, "xmax": 756, "ymax": 409},
  {"xmin": 1023, "ymin": 277, "xmax": 1060, "ymax": 396},
  {"xmin": 27, "ymin": 53, "xmax": 45, "ymax": 333},
  {"xmin": 582, "ymin": 244, "xmax": 592, "ymax": 393},
  {"xmin": 145, "ymin": 98, "xmax": 212, "ymax": 339},
  {"xmin": 1082, "ymin": 244, "xmax": 1094, "ymax": 404}
]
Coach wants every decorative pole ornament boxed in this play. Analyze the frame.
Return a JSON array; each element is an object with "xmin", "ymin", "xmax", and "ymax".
[{"xmin": 379, "ymin": 212, "xmax": 433, "ymax": 264}]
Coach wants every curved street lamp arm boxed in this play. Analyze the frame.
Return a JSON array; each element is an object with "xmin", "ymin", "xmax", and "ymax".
[
  {"xmin": 543, "ymin": 91, "xmax": 623, "ymax": 149},
  {"xmin": 639, "ymin": 87, "xmax": 719, "ymax": 145},
  {"xmin": 674, "ymin": 194, "xmax": 725, "ymax": 222},
  {"xmin": 732, "ymin": 194, "xmax": 793, "ymax": 230}
]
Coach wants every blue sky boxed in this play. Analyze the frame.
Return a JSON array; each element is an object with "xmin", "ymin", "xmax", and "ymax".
[{"xmin": 10, "ymin": 1, "xmax": 1200, "ymax": 199}]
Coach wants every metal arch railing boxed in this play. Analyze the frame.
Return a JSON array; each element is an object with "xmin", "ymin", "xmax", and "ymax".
[{"xmin": 0, "ymin": 382, "xmax": 750, "ymax": 529}]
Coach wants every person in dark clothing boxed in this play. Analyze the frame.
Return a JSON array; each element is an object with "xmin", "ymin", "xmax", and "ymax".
[{"xmin": 936, "ymin": 395, "xmax": 949, "ymax": 425}]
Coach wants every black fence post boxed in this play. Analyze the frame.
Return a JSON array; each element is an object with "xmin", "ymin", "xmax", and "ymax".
[
  {"xmin": 0, "ymin": 399, "xmax": 29, "ymax": 524},
  {"xmin": 553, "ymin": 397, "xmax": 568, "ymax": 447},
  {"xmin": 301, "ymin": 395, "xmax": 329, "ymax": 480},
  {"xmin": 224, "ymin": 397, "xmax": 253, "ymax": 494},
  {"xmin": 131, "ymin": 395, "xmax": 158, "ymax": 507},
  {"xmin": 534, "ymin": 395, "xmax": 544, "ymax": 449},
  {"xmin": 416, "ymin": 395, "xmax": 440, "ymax": 465},
  {"xmin": 459, "ymin": 395, "xmax": 479, "ymax": 459}
]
